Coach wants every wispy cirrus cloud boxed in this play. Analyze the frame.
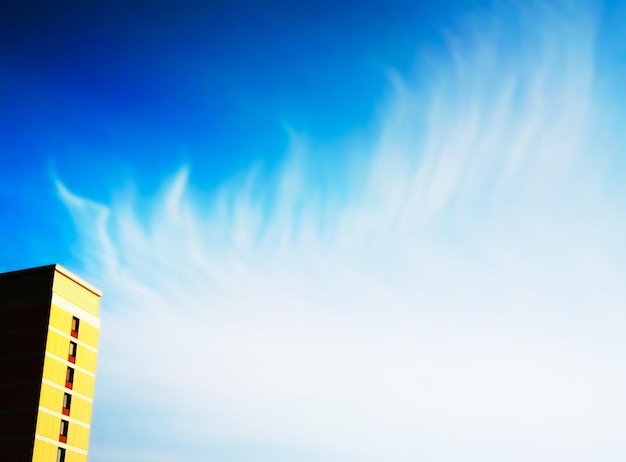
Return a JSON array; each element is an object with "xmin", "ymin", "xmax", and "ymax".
[{"xmin": 59, "ymin": 3, "xmax": 626, "ymax": 461}]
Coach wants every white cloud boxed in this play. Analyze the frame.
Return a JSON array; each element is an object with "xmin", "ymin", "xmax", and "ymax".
[{"xmin": 60, "ymin": 3, "xmax": 626, "ymax": 461}]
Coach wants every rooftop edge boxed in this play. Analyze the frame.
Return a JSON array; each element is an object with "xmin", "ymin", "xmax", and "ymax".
[{"xmin": 0, "ymin": 264, "xmax": 102, "ymax": 297}]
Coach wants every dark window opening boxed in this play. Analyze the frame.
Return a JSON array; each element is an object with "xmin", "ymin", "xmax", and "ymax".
[
  {"xmin": 68, "ymin": 341, "xmax": 77, "ymax": 363},
  {"xmin": 57, "ymin": 447, "xmax": 66, "ymax": 462},
  {"xmin": 65, "ymin": 367, "xmax": 74, "ymax": 389},
  {"xmin": 62, "ymin": 393, "xmax": 72, "ymax": 416},
  {"xmin": 71, "ymin": 317, "xmax": 80, "ymax": 338},
  {"xmin": 59, "ymin": 419, "xmax": 69, "ymax": 443}
]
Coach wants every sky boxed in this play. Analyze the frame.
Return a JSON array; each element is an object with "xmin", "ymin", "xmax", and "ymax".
[{"xmin": 2, "ymin": 1, "xmax": 626, "ymax": 461}]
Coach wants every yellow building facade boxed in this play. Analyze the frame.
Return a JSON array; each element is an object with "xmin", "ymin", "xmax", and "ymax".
[{"xmin": 0, "ymin": 265, "xmax": 101, "ymax": 461}]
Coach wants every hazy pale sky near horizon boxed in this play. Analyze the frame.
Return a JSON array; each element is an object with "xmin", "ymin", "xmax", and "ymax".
[{"xmin": 2, "ymin": 1, "xmax": 626, "ymax": 461}]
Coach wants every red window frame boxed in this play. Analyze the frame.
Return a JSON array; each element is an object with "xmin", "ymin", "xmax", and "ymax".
[
  {"xmin": 59, "ymin": 419, "xmax": 69, "ymax": 443},
  {"xmin": 65, "ymin": 367, "xmax": 74, "ymax": 389},
  {"xmin": 62, "ymin": 392, "xmax": 72, "ymax": 416},
  {"xmin": 71, "ymin": 316, "xmax": 80, "ymax": 338},
  {"xmin": 68, "ymin": 341, "xmax": 77, "ymax": 364}
]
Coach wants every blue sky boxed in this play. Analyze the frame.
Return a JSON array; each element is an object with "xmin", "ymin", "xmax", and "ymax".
[
  {"xmin": 0, "ymin": 0, "xmax": 459, "ymax": 269},
  {"xmin": 3, "ymin": 1, "xmax": 626, "ymax": 461}
]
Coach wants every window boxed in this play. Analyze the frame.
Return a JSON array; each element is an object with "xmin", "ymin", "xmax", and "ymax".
[
  {"xmin": 59, "ymin": 419, "xmax": 69, "ymax": 443},
  {"xmin": 65, "ymin": 367, "xmax": 74, "ymax": 389},
  {"xmin": 71, "ymin": 317, "xmax": 80, "ymax": 338},
  {"xmin": 62, "ymin": 393, "xmax": 72, "ymax": 416},
  {"xmin": 68, "ymin": 341, "xmax": 77, "ymax": 363},
  {"xmin": 57, "ymin": 448, "xmax": 66, "ymax": 462}
]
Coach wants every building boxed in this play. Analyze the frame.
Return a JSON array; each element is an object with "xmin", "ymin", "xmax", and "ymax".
[{"xmin": 0, "ymin": 264, "xmax": 101, "ymax": 461}]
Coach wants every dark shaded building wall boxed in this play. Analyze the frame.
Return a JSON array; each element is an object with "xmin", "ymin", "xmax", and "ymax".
[{"xmin": 0, "ymin": 266, "xmax": 55, "ymax": 460}]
